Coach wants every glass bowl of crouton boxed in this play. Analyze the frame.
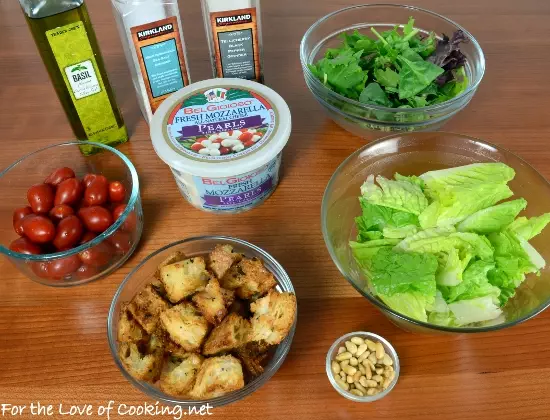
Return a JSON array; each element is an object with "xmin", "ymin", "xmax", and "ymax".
[{"xmin": 107, "ymin": 236, "xmax": 297, "ymax": 408}]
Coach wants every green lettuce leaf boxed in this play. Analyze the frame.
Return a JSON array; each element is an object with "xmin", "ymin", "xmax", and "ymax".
[
  {"xmin": 394, "ymin": 173, "xmax": 425, "ymax": 189},
  {"xmin": 383, "ymin": 225, "xmax": 418, "ymax": 239},
  {"xmin": 360, "ymin": 175, "xmax": 429, "ymax": 215},
  {"xmin": 440, "ymin": 260, "xmax": 500, "ymax": 303},
  {"xmin": 350, "ymin": 239, "xmax": 401, "ymax": 274},
  {"xmin": 507, "ymin": 213, "xmax": 550, "ymax": 240},
  {"xmin": 447, "ymin": 296, "xmax": 503, "ymax": 326},
  {"xmin": 397, "ymin": 54, "xmax": 444, "ymax": 99},
  {"xmin": 420, "ymin": 163, "xmax": 515, "ymax": 192},
  {"xmin": 435, "ymin": 247, "xmax": 471, "ymax": 286},
  {"xmin": 374, "ymin": 68, "xmax": 400, "ymax": 88},
  {"xmin": 359, "ymin": 83, "xmax": 392, "ymax": 106},
  {"xmin": 457, "ymin": 199, "xmax": 527, "ymax": 234},
  {"xmin": 379, "ymin": 291, "xmax": 432, "ymax": 322}
]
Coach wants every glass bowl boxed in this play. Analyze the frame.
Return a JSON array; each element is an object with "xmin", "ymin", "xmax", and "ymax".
[
  {"xmin": 0, "ymin": 141, "xmax": 143, "ymax": 287},
  {"xmin": 326, "ymin": 332, "xmax": 400, "ymax": 402},
  {"xmin": 107, "ymin": 236, "xmax": 297, "ymax": 408},
  {"xmin": 322, "ymin": 132, "xmax": 550, "ymax": 333},
  {"xmin": 300, "ymin": 4, "xmax": 485, "ymax": 140}
]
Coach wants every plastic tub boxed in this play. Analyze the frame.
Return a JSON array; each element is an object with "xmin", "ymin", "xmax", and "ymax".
[{"xmin": 150, "ymin": 78, "xmax": 292, "ymax": 213}]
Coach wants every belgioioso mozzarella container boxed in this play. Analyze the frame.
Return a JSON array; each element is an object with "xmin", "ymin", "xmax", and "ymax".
[{"xmin": 151, "ymin": 78, "xmax": 292, "ymax": 213}]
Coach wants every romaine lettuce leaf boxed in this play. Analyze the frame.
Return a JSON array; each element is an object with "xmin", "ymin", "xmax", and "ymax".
[
  {"xmin": 440, "ymin": 260, "xmax": 500, "ymax": 303},
  {"xmin": 447, "ymin": 296, "xmax": 503, "ymax": 326},
  {"xmin": 394, "ymin": 173, "xmax": 425, "ymax": 189},
  {"xmin": 507, "ymin": 213, "xmax": 550, "ymax": 240},
  {"xmin": 350, "ymin": 239, "xmax": 400, "ymax": 274},
  {"xmin": 355, "ymin": 198, "xmax": 419, "ymax": 232},
  {"xmin": 379, "ymin": 291, "xmax": 433, "ymax": 322},
  {"xmin": 360, "ymin": 175, "xmax": 429, "ymax": 215},
  {"xmin": 457, "ymin": 199, "xmax": 527, "ymax": 234},
  {"xmin": 382, "ymin": 225, "xmax": 418, "ymax": 239},
  {"xmin": 435, "ymin": 247, "xmax": 471, "ymax": 286}
]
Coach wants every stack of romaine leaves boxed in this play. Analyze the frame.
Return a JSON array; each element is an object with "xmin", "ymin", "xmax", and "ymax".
[
  {"xmin": 308, "ymin": 17, "xmax": 469, "ymax": 108},
  {"xmin": 350, "ymin": 163, "xmax": 550, "ymax": 326}
]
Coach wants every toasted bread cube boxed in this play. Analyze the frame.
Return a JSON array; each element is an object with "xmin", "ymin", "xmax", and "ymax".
[
  {"xmin": 160, "ymin": 257, "xmax": 210, "ymax": 303},
  {"xmin": 127, "ymin": 284, "xmax": 171, "ymax": 334},
  {"xmin": 160, "ymin": 353, "xmax": 203, "ymax": 397},
  {"xmin": 235, "ymin": 344, "xmax": 270, "ymax": 377},
  {"xmin": 154, "ymin": 251, "xmax": 186, "ymax": 279},
  {"xmin": 249, "ymin": 290, "xmax": 297, "ymax": 345},
  {"xmin": 189, "ymin": 355, "xmax": 244, "ymax": 399},
  {"xmin": 192, "ymin": 278, "xmax": 230, "ymax": 325},
  {"xmin": 118, "ymin": 342, "xmax": 163, "ymax": 382},
  {"xmin": 221, "ymin": 258, "xmax": 277, "ymax": 300},
  {"xmin": 160, "ymin": 303, "xmax": 209, "ymax": 352},
  {"xmin": 221, "ymin": 288, "xmax": 236, "ymax": 308},
  {"xmin": 208, "ymin": 244, "xmax": 243, "ymax": 279},
  {"xmin": 228, "ymin": 298, "xmax": 251, "ymax": 318},
  {"xmin": 203, "ymin": 313, "xmax": 250, "ymax": 356},
  {"xmin": 118, "ymin": 304, "xmax": 146, "ymax": 343}
]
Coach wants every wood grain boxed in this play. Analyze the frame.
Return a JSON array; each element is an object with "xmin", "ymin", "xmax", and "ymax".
[{"xmin": 1, "ymin": 0, "xmax": 550, "ymax": 418}]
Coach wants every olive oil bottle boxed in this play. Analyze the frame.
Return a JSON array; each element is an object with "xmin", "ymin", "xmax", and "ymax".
[{"xmin": 20, "ymin": 0, "xmax": 128, "ymax": 154}]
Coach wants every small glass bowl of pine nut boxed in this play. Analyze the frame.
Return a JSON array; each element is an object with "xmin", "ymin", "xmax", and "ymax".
[{"xmin": 326, "ymin": 332, "xmax": 400, "ymax": 402}]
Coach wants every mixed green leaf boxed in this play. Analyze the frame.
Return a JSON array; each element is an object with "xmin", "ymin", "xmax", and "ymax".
[
  {"xmin": 350, "ymin": 163, "xmax": 550, "ymax": 326},
  {"xmin": 308, "ymin": 17, "xmax": 469, "ymax": 108}
]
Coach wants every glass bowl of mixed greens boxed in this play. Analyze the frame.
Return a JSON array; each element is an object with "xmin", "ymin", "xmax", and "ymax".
[
  {"xmin": 322, "ymin": 132, "xmax": 550, "ymax": 333},
  {"xmin": 300, "ymin": 4, "xmax": 485, "ymax": 138}
]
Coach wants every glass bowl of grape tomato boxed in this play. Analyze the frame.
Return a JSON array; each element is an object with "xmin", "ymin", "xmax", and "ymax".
[
  {"xmin": 300, "ymin": 4, "xmax": 485, "ymax": 140},
  {"xmin": 322, "ymin": 132, "xmax": 550, "ymax": 333},
  {"xmin": 0, "ymin": 141, "xmax": 143, "ymax": 287}
]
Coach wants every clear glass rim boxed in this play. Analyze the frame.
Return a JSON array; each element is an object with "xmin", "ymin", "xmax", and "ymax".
[
  {"xmin": 107, "ymin": 236, "xmax": 297, "ymax": 407},
  {"xmin": 325, "ymin": 331, "xmax": 400, "ymax": 402},
  {"xmin": 321, "ymin": 131, "xmax": 550, "ymax": 333},
  {"xmin": 299, "ymin": 3, "xmax": 486, "ymax": 114},
  {"xmin": 0, "ymin": 141, "xmax": 140, "ymax": 261}
]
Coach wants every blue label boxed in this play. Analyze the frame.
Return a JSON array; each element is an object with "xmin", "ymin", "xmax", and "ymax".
[{"xmin": 141, "ymin": 39, "xmax": 184, "ymax": 98}]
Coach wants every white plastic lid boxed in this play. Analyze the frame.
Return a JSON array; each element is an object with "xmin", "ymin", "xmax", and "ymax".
[{"xmin": 150, "ymin": 78, "xmax": 292, "ymax": 178}]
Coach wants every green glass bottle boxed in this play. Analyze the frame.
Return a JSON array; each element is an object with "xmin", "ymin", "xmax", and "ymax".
[{"xmin": 20, "ymin": 0, "xmax": 128, "ymax": 154}]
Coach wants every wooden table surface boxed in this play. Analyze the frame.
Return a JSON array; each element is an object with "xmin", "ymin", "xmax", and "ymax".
[{"xmin": 1, "ymin": 0, "xmax": 550, "ymax": 419}]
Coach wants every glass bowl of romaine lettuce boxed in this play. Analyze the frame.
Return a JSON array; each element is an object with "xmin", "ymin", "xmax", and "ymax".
[
  {"xmin": 300, "ymin": 4, "xmax": 485, "ymax": 139},
  {"xmin": 322, "ymin": 132, "xmax": 550, "ymax": 333}
]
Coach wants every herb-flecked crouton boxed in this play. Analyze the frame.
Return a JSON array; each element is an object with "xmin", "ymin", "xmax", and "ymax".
[
  {"xmin": 160, "ymin": 303, "xmax": 210, "ymax": 352},
  {"xmin": 118, "ymin": 342, "xmax": 163, "ymax": 382},
  {"xmin": 189, "ymin": 355, "xmax": 244, "ymax": 399},
  {"xmin": 235, "ymin": 341, "xmax": 271, "ymax": 377},
  {"xmin": 208, "ymin": 244, "xmax": 243, "ymax": 279},
  {"xmin": 192, "ymin": 278, "xmax": 231, "ymax": 325},
  {"xmin": 160, "ymin": 257, "xmax": 210, "ymax": 303},
  {"xmin": 127, "ymin": 284, "xmax": 171, "ymax": 334},
  {"xmin": 160, "ymin": 353, "xmax": 203, "ymax": 397},
  {"xmin": 249, "ymin": 290, "xmax": 296, "ymax": 345},
  {"xmin": 203, "ymin": 313, "xmax": 250, "ymax": 356},
  {"xmin": 221, "ymin": 257, "xmax": 277, "ymax": 299},
  {"xmin": 154, "ymin": 251, "xmax": 186, "ymax": 279},
  {"xmin": 118, "ymin": 304, "xmax": 147, "ymax": 343}
]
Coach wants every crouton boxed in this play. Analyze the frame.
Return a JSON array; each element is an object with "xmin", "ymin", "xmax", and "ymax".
[
  {"xmin": 249, "ymin": 290, "xmax": 296, "ymax": 345},
  {"xmin": 160, "ymin": 303, "xmax": 209, "ymax": 352},
  {"xmin": 160, "ymin": 257, "xmax": 210, "ymax": 303},
  {"xmin": 203, "ymin": 313, "xmax": 250, "ymax": 356},
  {"xmin": 208, "ymin": 244, "xmax": 242, "ymax": 279},
  {"xmin": 150, "ymin": 279, "xmax": 169, "ymax": 301},
  {"xmin": 189, "ymin": 355, "xmax": 244, "ymax": 399},
  {"xmin": 235, "ymin": 343, "xmax": 270, "ymax": 377},
  {"xmin": 154, "ymin": 251, "xmax": 186, "ymax": 279},
  {"xmin": 192, "ymin": 278, "xmax": 229, "ymax": 325},
  {"xmin": 118, "ymin": 342, "xmax": 163, "ymax": 382},
  {"xmin": 221, "ymin": 288, "xmax": 236, "ymax": 308},
  {"xmin": 160, "ymin": 353, "xmax": 203, "ymax": 397},
  {"xmin": 227, "ymin": 298, "xmax": 251, "ymax": 318},
  {"xmin": 118, "ymin": 304, "xmax": 146, "ymax": 343},
  {"xmin": 221, "ymin": 258, "xmax": 277, "ymax": 299},
  {"xmin": 127, "ymin": 284, "xmax": 171, "ymax": 334}
]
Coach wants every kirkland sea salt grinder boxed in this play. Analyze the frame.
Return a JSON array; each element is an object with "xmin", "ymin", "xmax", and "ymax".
[
  {"xmin": 201, "ymin": 0, "xmax": 264, "ymax": 83},
  {"xmin": 19, "ymin": 0, "xmax": 128, "ymax": 154},
  {"xmin": 112, "ymin": 0, "xmax": 192, "ymax": 123}
]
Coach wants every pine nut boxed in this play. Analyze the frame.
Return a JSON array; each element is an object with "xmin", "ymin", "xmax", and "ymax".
[
  {"xmin": 365, "ymin": 339, "xmax": 377, "ymax": 352},
  {"xmin": 351, "ymin": 337, "xmax": 364, "ymax": 346},
  {"xmin": 345, "ymin": 341, "xmax": 358, "ymax": 354},
  {"xmin": 367, "ymin": 388, "xmax": 379, "ymax": 396},
  {"xmin": 358, "ymin": 351, "xmax": 369, "ymax": 362},
  {"xmin": 372, "ymin": 374, "xmax": 383, "ymax": 383},
  {"xmin": 343, "ymin": 366, "xmax": 357, "ymax": 376},
  {"xmin": 331, "ymin": 361, "xmax": 341, "ymax": 374},
  {"xmin": 337, "ymin": 346, "xmax": 346, "ymax": 355},
  {"xmin": 383, "ymin": 370, "xmax": 391, "ymax": 378},
  {"xmin": 335, "ymin": 378, "xmax": 349, "ymax": 391},
  {"xmin": 339, "ymin": 371, "xmax": 346, "ymax": 380},
  {"xmin": 340, "ymin": 360, "xmax": 350, "ymax": 369},
  {"xmin": 358, "ymin": 364, "xmax": 366, "ymax": 374},
  {"xmin": 375, "ymin": 342, "xmax": 385, "ymax": 359},
  {"xmin": 375, "ymin": 368, "xmax": 384, "ymax": 375},
  {"xmin": 356, "ymin": 343, "xmax": 368, "ymax": 357},
  {"xmin": 388, "ymin": 371, "xmax": 395, "ymax": 382},
  {"xmin": 353, "ymin": 371, "xmax": 362, "ymax": 382},
  {"xmin": 382, "ymin": 353, "xmax": 393, "ymax": 366},
  {"xmin": 368, "ymin": 353, "xmax": 378, "ymax": 365},
  {"xmin": 366, "ymin": 360, "xmax": 376, "ymax": 372},
  {"xmin": 365, "ymin": 379, "xmax": 378, "ymax": 388},
  {"xmin": 383, "ymin": 378, "xmax": 392, "ymax": 389},
  {"xmin": 354, "ymin": 382, "xmax": 367, "ymax": 393},
  {"xmin": 336, "ymin": 352, "xmax": 352, "ymax": 361},
  {"xmin": 349, "ymin": 357, "xmax": 358, "ymax": 366},
  {"xmin": 350, "ymin": 389, "xmax": 364, "ymax": 397},
  {"xmin": 346, "ymin": 375, "xmax": 354, "ymax": 384}
]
